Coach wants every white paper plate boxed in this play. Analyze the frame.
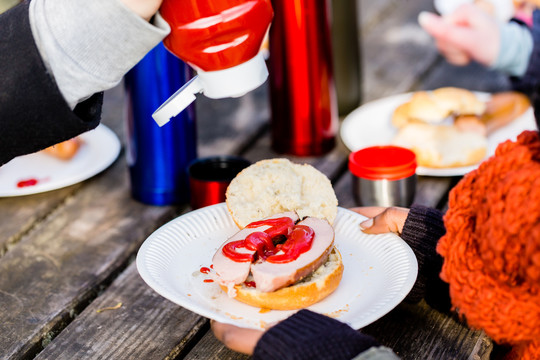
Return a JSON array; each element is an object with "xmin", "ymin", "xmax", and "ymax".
[
  {"xmin": 137, "ymin": 204, "xmax": 418, "ymax": 330},
  {"xmin": 0, "ymin": 124, "xmax": 121, "ymax": 196},
  {"xmin": 340, "ymin": 92, "xmax": 537, "ymax": 177}
]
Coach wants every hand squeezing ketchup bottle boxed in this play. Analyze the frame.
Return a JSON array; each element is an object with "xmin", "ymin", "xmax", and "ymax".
[{"xmin": 152, "ymin": 0, "xmax": 274, "ymax": 126}]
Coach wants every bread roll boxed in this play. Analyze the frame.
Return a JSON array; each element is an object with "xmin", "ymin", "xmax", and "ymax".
[
  {"xmin": 454, "ymin": 91, "xmax": 531, "ymax": 136},
  {"xmin": 391, "ymin": 101, "xmax": 413, "ymax": 128},
  {"xmin": 42, "ymin": 137, "xmax": 81, "ymax": 160},
  {"xmin": 392, "ymin": 87, "xmax": 486, "ymax": 128},
  {"xmin": 390, "ymin": 89, "xmax": 527, "ymax": 168},
  {"xmin": 223, "ymin": 247, "xmax": 343, "ymax": 310},
  {"xmin": 225, "ymin": 158, "xmax": 338, "ymax": 228},
  {"xmin": 480, "ymin": 91, "xmax": 530, "ymax": 133},
  {"xmin": 453, "ymin": 115, "xmax": 488, "ymax": 137},
  {"xmin": 406, "ymin": 91, "xmax": 452, "ymax": 124},
  {"xmin": 219, "ymin": 158, "xmax": 342, "ymax": 310},
  {"xmin": 392, "ymin": 123, "xmax": 487, "ymax": 168},
  {"xmin": 432, "ymin": 87, "xmax": 486, "ymax": 115}
]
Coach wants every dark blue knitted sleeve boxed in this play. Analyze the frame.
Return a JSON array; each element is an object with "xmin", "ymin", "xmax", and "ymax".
[
  {"xmin": 400, "ymin": 205, "xmax": 450, "ymax": 311},
  {"xmin": 254, "ymin": 310, "xmax": 379, "ymax": 360}
]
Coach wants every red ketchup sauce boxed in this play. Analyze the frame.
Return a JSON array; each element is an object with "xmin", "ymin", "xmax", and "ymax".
[
  {"xmin": 159, "ymin": 0, "xmax": 273, "ymax": 71},
  {"xmin": 16, "ymin": 178, "xmax": 39, "ymax": 188},
  {"xmin": 222, "ymin": 217, "xmax": 314, "ymax": 264},
  {"xmin": 200, "ymin": 266, "xmax": 214, "ymax": 283}
]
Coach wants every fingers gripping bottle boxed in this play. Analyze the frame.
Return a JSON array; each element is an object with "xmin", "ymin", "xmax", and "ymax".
[{"xmin": 153, "ymin": 0, "xmax": 274, "ymax": 126}]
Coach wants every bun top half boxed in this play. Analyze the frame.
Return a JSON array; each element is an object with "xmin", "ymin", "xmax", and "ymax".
[
  {"xmin": 226, "ymin": 158, "xmax": 338, "ymax": 228},
  {"xmin": 393, "ymin": 87, "xmax": 486, "ymax": 127}
]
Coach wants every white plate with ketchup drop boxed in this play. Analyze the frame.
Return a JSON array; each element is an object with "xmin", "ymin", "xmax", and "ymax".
[
  {"xmin": 136, "ymin": 203, "xmax": 418, "ymax": 330},
  {"xmin": 0, "ymin": 124, "xmax": 120, "ymax": 197}
]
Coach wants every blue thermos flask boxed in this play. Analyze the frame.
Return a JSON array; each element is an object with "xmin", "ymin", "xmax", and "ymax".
[{"xmin": 124, "ymin": 42, "xmax": 197, "ymax": 205}]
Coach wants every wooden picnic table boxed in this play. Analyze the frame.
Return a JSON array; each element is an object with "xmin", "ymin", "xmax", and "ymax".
[{"xmin": 0, "ymin": 0, "xmax": 514, "ymax": 359}]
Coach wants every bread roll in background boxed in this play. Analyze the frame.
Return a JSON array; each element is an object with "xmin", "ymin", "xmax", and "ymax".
[
  {"xmin": 405, "ymin": 91, "xmax": 452, "ymax": 124},
  {"xmin": 431, "ymin": 87, "xmax": 486, "ymax": 115},
  {"xmin": 453, "ymin": 91, "xmax": 531, "ymax": 136},
  {"xmin": 391, "ymin": 101, "xmax": 413, "ymax": 128},
  {"xmin": 225, "ymin": 158, "xmax": 338, "ymax": 228},
  {"xmin": 479, "ymin": 91, "xmax": 530, "ymax": 134},
  {"xmin": 392, "ymin": 87, "xmax": 486, "ymax": 128},
  {"xmin": 390, "ymin": 88, "xmax": 530, "ymax": 168},
  {"xmin": 42, "ymin": 137, "xmax": 81, "ymax": 160}
]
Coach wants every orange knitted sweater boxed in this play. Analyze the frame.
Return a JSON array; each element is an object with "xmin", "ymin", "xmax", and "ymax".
[{"xmin": 438, "ymin": 130, "xmax": 540, "ymax": 360}]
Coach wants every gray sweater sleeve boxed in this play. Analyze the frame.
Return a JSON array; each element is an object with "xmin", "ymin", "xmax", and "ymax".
[
  {"xmin": 490, "ymin": 20, "xmax": 532, "ymax": 77},
  {"xmin": 29, "ymin": 0, "xmax": 170, "ymax": 109}
]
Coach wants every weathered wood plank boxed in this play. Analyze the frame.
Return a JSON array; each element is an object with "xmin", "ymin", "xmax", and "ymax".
[
  {"xmin": 360, "ymin": 0, "xmax": 439, "ymax": 101},
  {"xmin": 0, "ymin": 186, "xmax": 81, "ymax": 257},
  {"xmin": 420, "ymin": 61, "xmax": 511, "ymax": 93},
  {"xmin": 34, "ymin": 263, "xmax": 208, "ymax": 360},
  {"xmin": 184, "ymin": 331, "xmax": 250, "ymax": 360},
  {"xmin": 0, "ymin": 84, "xmax": 126, "ymax": 259},
  {"xmin": 0, "ymin": 151, "xmax": 180, "ymax": 359}
]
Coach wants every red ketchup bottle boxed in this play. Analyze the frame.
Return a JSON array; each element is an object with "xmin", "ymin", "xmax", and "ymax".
[{"xmin": 152, "ymin": 0, "xmax": 274, "ymax": 126}]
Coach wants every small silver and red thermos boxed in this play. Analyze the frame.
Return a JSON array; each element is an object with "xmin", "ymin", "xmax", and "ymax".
[{"xmin": 349, "ymin": 146, "xmax": 417, "ymax": 207}]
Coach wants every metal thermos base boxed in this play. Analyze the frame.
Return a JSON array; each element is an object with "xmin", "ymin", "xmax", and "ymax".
[{"xmin": 352, "ymin": 175, "xmax": 416, "ymax": 207}]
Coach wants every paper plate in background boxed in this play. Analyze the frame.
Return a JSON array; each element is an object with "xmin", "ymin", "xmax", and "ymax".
[{"xmin": 0, "ymin": 124, "xmax": 121, "ymax": 196}]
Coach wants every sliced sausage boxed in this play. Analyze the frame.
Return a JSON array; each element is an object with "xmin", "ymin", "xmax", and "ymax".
[
  {"xmin": 250, "ymin": 217, "xmax": 334, "ymax": 292},
  {"xmin": 212, "ymin": 211, "xmax": 299, "ymax": 289}
]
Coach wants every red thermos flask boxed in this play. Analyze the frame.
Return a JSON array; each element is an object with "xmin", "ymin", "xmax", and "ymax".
[{"xmin": 268, "ymin": 0, "xmax": 338, "ymax": 156}]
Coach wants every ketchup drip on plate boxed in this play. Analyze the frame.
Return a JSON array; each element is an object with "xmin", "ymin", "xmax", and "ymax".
[
  {"xmin": 199, "ymin": 266, "xmax": 214, "ymax": 283},
  {"xmin": 16, "ymin": 178, "xmax": 39, "ymax": 188},
  {"xmin": 222, "ymin": 217, "xmax": 314, "ymax": 263}
]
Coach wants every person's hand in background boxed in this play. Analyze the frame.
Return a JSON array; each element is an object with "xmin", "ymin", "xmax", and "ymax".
[
  {"xmin": 418, "ymin": 4, "xmax": 500, "ymax": 67},
  {"xmin": 351, "ymin": 207, "xmax": 409, "ymax": 235}
]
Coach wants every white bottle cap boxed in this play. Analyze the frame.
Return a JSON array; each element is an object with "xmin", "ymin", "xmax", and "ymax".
[
  {"xmin": 152, "ymin": 52, "xmax": 268, "ymax": 126},
  {"xmin": 152, "ymin": 76, "xmax": 203, "ymax": 127}
]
